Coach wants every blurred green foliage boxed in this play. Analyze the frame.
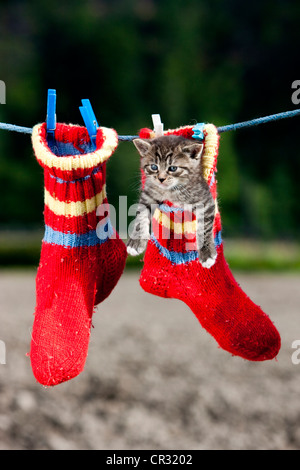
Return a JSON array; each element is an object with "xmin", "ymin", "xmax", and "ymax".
[{"xmin": 0, "ymin": 0, "xmax": 299, "ymax": 243}]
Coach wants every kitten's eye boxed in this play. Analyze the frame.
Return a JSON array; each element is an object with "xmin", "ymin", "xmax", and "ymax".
[
  {"xmin": 150, "ymin": 164, "xmax": 158, "ymax": 171},
  {"xmin": 168, "ymin": 166, "xmax": 178, "ymax": 172}
]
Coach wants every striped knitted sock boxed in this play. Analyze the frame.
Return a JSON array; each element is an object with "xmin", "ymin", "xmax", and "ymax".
[
  {"xmin": 137, "ymin": 124, "xmax": 281, "ymax": 361},
  {"xmin": 30, "ymin": 123, "xmax": 127, "ymax": 386}
]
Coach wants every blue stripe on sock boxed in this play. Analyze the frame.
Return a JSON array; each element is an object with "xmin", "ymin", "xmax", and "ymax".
[
  {"xmin": 150, "ymin": 235, "xmax": 198, "ymax": 264},
  {"xmin": 214, "ymin": 230, "xmax": 222, "ymax": 247},
  {"xmin": 158, "ymin": 204, "xmax": 185, "ymax": 213},
  {"xmin": 150, "ymin": 231, "xmax": 222, "ymax": 265},
  {"xmin": 49, "ymin": 166, "xmax": 102, "ymax": 184},
  {"xmin": 43, "ymin": 220, "xmax": 115, "ymax": 248}
]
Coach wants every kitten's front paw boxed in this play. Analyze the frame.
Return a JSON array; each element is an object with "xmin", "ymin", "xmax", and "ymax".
[
  {"xmin": 200, "ymin": 254, "xmax": 217, "ymax": 268},
  {"xmin": 127, "ymin": 238, "xmax": 149, "ymax": 256},
  {"xmin": 198, "ymin": 248, "xmax": 217, "ymax": 268}
]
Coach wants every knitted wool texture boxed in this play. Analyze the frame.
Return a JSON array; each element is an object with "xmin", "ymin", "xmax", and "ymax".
[
  {"xmin": 30, "ymin": 123, "xmax": 127, "ymax": 386},
  {"xmin": 138, "ymin": 124, "xmax": 281, "ymax": 361}
]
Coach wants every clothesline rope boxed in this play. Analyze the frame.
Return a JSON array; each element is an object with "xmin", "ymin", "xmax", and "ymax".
[{"xmin": 0, "ymin": 108, "xmax": 299, "ymax": 139}]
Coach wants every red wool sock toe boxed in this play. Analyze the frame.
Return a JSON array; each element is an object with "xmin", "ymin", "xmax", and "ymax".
[
  {"xmin": 30, "ymin": 123, "xmax": 126, "ymax": 386},
  {"xmin": 138, "ymin": 124, "xmax": 281, "ymax": 361}
]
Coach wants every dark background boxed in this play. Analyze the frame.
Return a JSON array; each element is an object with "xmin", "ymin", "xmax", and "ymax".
[{"xmin": 0, "ymin": 0, "xmax": 299, "ymax": 240}]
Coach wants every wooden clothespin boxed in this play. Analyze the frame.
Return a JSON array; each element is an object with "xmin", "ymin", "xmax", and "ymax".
[{"xmin": 152, "ymin": 114, "xmax": 164, "ymax": 137}]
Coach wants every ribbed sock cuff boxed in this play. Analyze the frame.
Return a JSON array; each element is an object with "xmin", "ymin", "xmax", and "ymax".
[{"xmin": 32, "ymin": 122, "xmax": 118, "ymax": 180}]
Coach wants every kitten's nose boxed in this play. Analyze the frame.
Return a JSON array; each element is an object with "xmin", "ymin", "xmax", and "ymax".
[{"xmin": 159, "ymin": 177, "xmax": 166, "ymax": 183}]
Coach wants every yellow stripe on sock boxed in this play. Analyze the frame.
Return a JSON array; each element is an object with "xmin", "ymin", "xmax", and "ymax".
[
  {"xmin": 202, "ymin": 124, "xmax": 219, "ymax": 183},
  {"xmin": 153, "ymin": 208, "xmax": 197, "ymax": 234},
  {"xmin": 45, "ymin": 185, "xmax": 106, "ymax": 217},
  {"xmin": 153, "ymin": 205, "xmax": 219, "ymax": 235}
]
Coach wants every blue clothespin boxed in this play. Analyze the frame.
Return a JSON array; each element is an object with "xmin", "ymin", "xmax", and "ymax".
[
  {"xmin": 46, "ymin": 89, "xmax": 56, "ymax": 138},
  {"xmin": 79, "ymin": 99, "xmax": 99, "ymax": 149},
  {"xmin": 192, "ymin": 122, "xmax": 205, "ymax": 140}
]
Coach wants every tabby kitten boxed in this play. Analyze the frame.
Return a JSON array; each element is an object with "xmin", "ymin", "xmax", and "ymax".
[{"xmin": 127, "ymin": 135, "xmax": 217, "ymax": 268}]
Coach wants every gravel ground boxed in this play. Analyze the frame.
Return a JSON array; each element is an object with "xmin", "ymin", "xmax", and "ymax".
[{"xmin": 0, "ymin": 268, "xmax": 299, "ymax": 450}]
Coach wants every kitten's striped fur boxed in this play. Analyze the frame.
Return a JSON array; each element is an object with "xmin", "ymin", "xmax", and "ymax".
[{"xmin": 127, "ymin": 135, "xmax": 217, "ymax": 268}]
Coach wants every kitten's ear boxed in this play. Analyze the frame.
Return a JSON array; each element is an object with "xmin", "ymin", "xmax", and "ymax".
[
  {"xmin": 133, "ymin": 138, "xmax": 152, "ymax": 156},
  {"xmin": 182, "ymin": 142, "xmax": 204, "ymax": 159}
]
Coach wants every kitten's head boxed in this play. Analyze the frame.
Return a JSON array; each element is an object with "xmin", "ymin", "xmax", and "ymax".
[{"xmin": 133, "ymin": 135, "xmax": 203, "ymax": 190}]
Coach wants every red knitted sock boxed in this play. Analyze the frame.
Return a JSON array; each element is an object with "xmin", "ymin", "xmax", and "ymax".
[
  {"xmin": 138, "ymin": 124, "xmax": 281, "ymax": 361},
  {"xmin": 30, "ymin": 123, "xmax": 127, "ymax": 386}
]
